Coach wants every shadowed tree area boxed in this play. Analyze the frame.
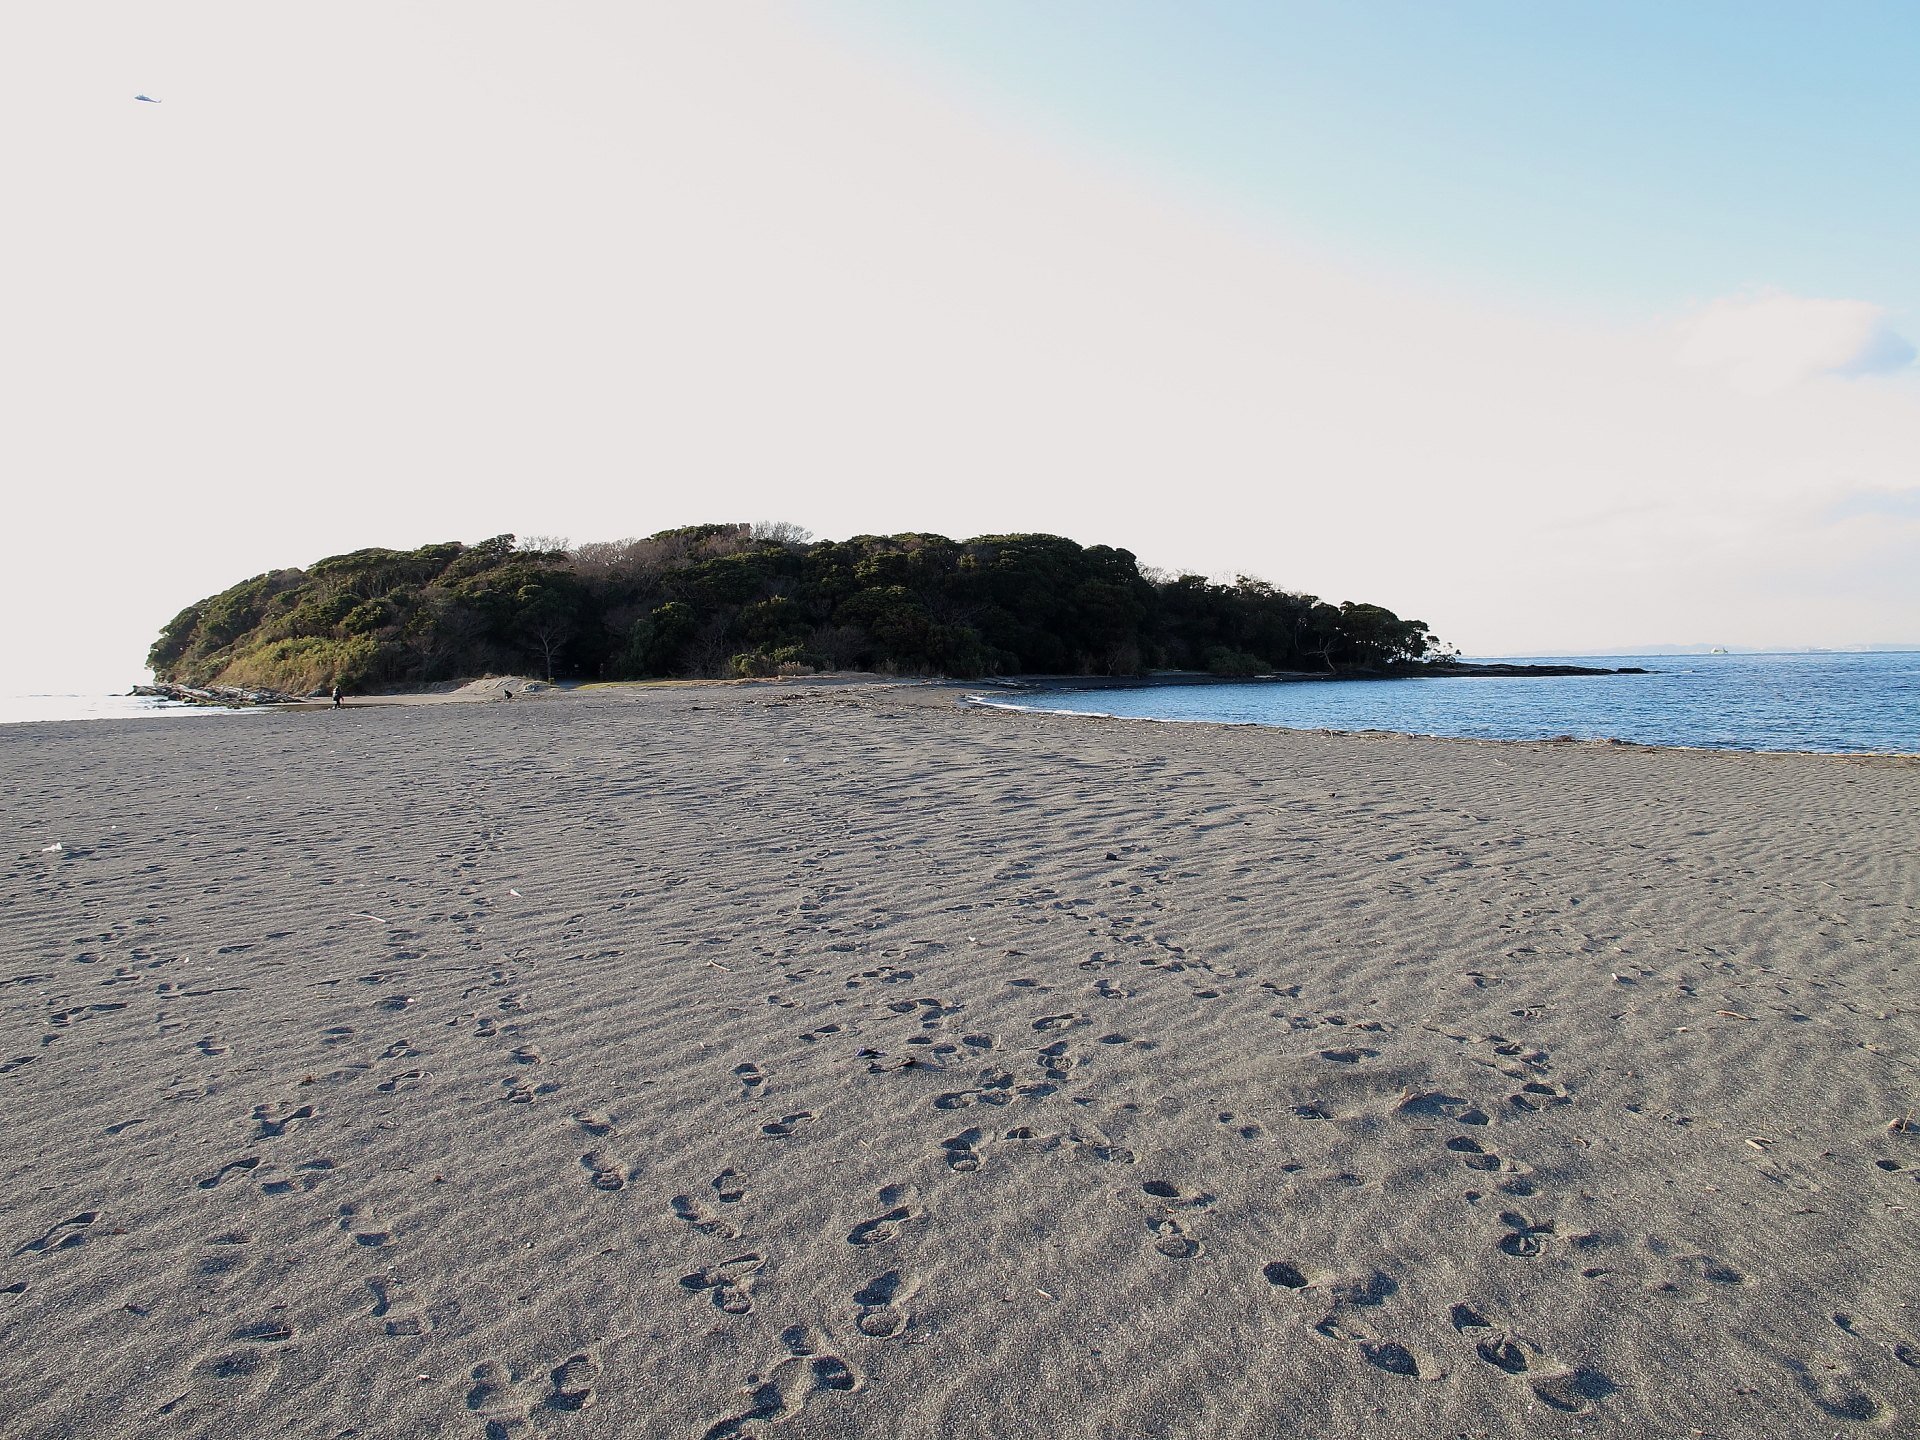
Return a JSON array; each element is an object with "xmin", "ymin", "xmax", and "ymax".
[{"xmin": 149, "ymin": 525, "xmax": 1437, "ymax": 692}]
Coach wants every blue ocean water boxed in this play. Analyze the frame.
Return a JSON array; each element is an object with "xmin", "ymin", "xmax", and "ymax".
[{"xmin": 983, "ymin": 652, "xmax": 1919, "ymax": 754}]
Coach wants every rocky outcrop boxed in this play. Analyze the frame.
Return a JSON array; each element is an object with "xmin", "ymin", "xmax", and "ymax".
[{"xmin": 131, "ymin": 682, "xmax": 304, "ymax": 707}]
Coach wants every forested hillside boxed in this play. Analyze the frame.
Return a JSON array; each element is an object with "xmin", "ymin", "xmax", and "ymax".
[{"xmin": 149, "ymin": 525, "xmax": 1439, "ymax": 692}]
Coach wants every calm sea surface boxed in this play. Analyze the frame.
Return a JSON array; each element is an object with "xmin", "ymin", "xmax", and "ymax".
[
  {"xmin": 4, "ymin": 653, "xmax": 1915, "ymax": 751},
  {"xmin": 984, "ymin": 652, "xmax": 1919, "ymax": 755}
]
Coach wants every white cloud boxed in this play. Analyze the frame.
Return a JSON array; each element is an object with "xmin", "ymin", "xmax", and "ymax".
[{"xmin": 1673, "ymin": 291, "xmax": 1916, "ymax": 393}]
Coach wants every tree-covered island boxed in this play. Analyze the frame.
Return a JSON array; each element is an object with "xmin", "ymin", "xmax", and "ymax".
[{"xmin": 149, "ymin": 525, "xmax": 1443, "ymax": 693}]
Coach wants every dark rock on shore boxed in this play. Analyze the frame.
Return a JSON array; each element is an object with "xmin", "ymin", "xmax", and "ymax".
[{"xmin": 131, "ymin": 682, "xmax": 304, "ymax": 707}]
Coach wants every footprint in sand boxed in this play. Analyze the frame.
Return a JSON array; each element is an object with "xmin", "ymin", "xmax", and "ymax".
[
  {"xmin": 375, "ymin": 1070, "xmax": 427, "ymax": 1093},
  {"xmin": 467, "ymin": 1348, "xmax": 603, "ymax": 1435},
  {"xmin": 195, "ymin": 1036, "xmax": 229, "ymax": 1057},
  {"xmin": 335, "ymin": 1204, "xmax": 389, "ymax": 1247},
  {"xmin": 502, "ymin": 1076, "xmax": 561, "ymax": 1104},
  {"xmin": 1486, "ymin": 1040, "xmax": 1553, "ymax": 1074},
  {"xmin": 712, "ymin": 1169, "xmax": 748, "ymax": 1203},
  {"xmin": 1396, "ymin": 1092, "xmax": 1491, "ymax": 1126},
  {"xmin": 465, "ymin": 1359, "xmax": 527, "ymax": 1434},
  {"xmin": 1451, "ymin": 1303, "xmax": 1554, "ymax": 1373},
  {"xmin": 260, "ymin": 1158, "xmax": 335, "ymax": 1196},
  {"xmin": 580, "ymin": 1152, "xmax": 633, "ymax": 1191},
  {"xmin": 852, "ymin": 1269, "xmax": 919, "ymax": 1337},
  {"xmin": 734, "ymin": 1063, "xmax": 766, "ymax": 1094},
  {"xmin": 1449, "ymin": 1302, "xmax": 1608, "ymax": 1408},
  {"xmin": 1509, "ymin": 1081, "xmax": 1573, "ymax": 1112},
  {"xmin": 1496, "ymin": 1212, "xmax": 1556, "ymax": 1258},
  {"xmin": 760, "ymin": 1112, "xmax": 813, "ymax": 1138},
  {"xmin": 1034, "ymin": 1042, "xmax": 1076, "ymax": 1080},
  {"xmin": 1324, "ymin": 1272, "xmax": 1397, "ymax": 1308},
  {"xmin": 1263, "ymin": 1261, "xmax": 1312, "ymax": 1290},
  {"xmin": 367, "ymin": 1276, "xmax": 433, "ymax": 1335},
  {"xmin": 1146, "ymin": 1216, "xmax": 1203, "ymax": 1259},
  {"xmin": 1651, "ymin": 1253, "xmax": 1745, "ymax": 1296},
  {"xmin": 251, "ymin": 1103, "xmax": 315, "ymax": 1137},
  {"xmin": 196, "ymin": 1157, "xmax": 262, "ymax": 1190},
  {"xmin": 699, "ymin": 1330, "xmax": 860, "ymax": 1440},
  {"xmin": 1445, "ymin": 1136, "xmax": 1534, "ymax": 1191},
  {"xmin": 672, "ymin": 1196, "xmax": 741, "ymax": 1240},
  {"xmin": 1141, "ymin": 1180, "xmax": 1215, "ymax": 1211},
  {"xmin": 933, "ymin": 1072, "xmax": 1019, "ymax": 1109},
  {"xmin": 1311, "ymin": 1313, "xmax": 1443, "ymax": 1379},
  {"xmin": 681, "ymin": 1253, "xmax": 766, "ymax": 1314},
  {"xmin": 154, "ymin": 1345, "xmax": 282, "ymax": 1426},
  {"xmin": 941, "ymin": 1129, "xmax": 987, "ymax": 1173},
  {"xmin": 14, "ymin": 1212, "xmax": 98, "ymax": 1255},
  {"xmin": 847, "ymin": 1186, "xmax": 919, "ymax": 1246},
  {"xmin": 571, "ymin": 1110, "xmax": 618, "ymax": 1137},
  {"xmin": 1799, "ymin": 1367, "xmax": 1892, "ymax": 1424}
]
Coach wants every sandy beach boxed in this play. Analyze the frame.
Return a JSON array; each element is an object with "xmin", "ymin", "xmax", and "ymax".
[{"xmin": 2, "ymin": 682, "xmax": 1917, "ymax": 1440}]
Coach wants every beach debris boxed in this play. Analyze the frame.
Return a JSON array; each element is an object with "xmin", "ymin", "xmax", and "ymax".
[
  {"xmin": 1715, "ymin": 1010, "xmax": 1757, "ymax": 1021},
  {"xmin": 38, "ymin": 843, "xmax": 62, "ymax": 854},
  {"xmin": 350, "ymin": 912, "xmax": 389, "ymax": 924},
  {"xmin": 508, "ymin": 889, "xmax": 522, "ymax": 897}
]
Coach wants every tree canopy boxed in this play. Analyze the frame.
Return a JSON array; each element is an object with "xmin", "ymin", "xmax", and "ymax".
[{"xmin": 149, "ymin": 525, "xmax": 1438, "ymax": 692}]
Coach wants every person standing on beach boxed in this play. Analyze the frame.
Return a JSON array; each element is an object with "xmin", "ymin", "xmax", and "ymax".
[{"xmin": 331, "ymin": 685, "xmax": 342, "ymax": 709}]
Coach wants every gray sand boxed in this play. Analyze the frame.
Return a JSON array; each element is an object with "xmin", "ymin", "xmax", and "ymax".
[{"xmin": 2, "ymin": 684, "xmax": 1917, "ymax": 1440}]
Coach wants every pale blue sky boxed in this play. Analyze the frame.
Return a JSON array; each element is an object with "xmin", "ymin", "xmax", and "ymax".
[{"xmin": 814, "ymin": 1, "xmax": 1920, "ymax": 322}]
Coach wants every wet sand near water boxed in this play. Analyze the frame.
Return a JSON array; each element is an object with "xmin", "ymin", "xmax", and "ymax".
[{"xmin": 2, "ymin": 683, "xmax": 1917, "ymax": 1439}]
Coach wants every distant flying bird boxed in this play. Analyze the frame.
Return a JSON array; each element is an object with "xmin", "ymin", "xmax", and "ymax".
[{"xmin": 134, "ymin": 94, "xmax": 160, "ymax": 103}]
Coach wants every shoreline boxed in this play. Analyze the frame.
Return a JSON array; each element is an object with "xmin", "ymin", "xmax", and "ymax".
[
  {"xmin": 961, "ymin": 693, "xmax": 1920, "ymax": 763},
  {"xmin": 5, "ymin": 673, "xmax": 1909, "ymax": 759}
]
